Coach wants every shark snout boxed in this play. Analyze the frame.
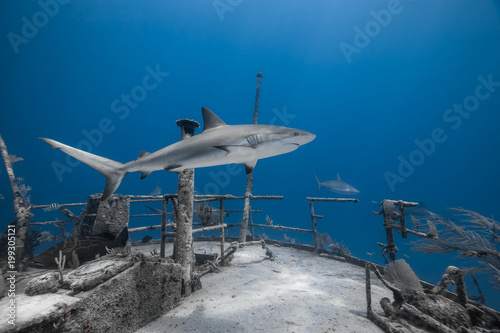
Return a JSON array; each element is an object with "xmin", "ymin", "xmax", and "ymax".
[{"xmin": 297, "ymin": 130, "xmax": 316, "ymax": 145}]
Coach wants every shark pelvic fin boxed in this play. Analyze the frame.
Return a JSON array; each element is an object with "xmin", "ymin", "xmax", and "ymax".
[
  {"xmin": 202, "ymin": 107, "xmax": 227, "ymax": 132},
  {"xmin": 140, "ymin": 171, "xmax": 152, "ymax": 179}
]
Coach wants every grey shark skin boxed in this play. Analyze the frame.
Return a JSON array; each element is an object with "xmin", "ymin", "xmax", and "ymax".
[
  {"xmin": 314, "ymin": 172, "xmax": 359, "ymax": 195},
  {"xmin": 40, "ymin": 107, "xmax": 315, "ymax": 200}
]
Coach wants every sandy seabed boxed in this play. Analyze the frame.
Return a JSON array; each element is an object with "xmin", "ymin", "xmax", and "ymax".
[{"xmin": 133, "ymin": 242, "xmax": 392, "ymax": 333}]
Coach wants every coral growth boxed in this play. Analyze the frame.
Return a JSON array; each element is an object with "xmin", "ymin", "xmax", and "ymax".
[
  {"xmin": 384, "ymin": 259, "xmax": 424, "ymax": 299},
  {"xmin": 412, "ymin": 208, "xmax": 500, "ymax": 289},
  {"xmin": 331, "ymin": 239, "xmax": 351, "ymax": 257},
  {"xmin": 317, "ymin": 233, "xmax": 351, "ymax": 256},
  {"xmin": 196, "ymin": 203, "xmax": 218, "ymax": 226}
]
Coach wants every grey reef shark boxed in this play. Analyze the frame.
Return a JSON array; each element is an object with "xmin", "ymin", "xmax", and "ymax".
[
  {"xmin": 41, "ymin": 107, "xmax": 315, "ymax": 200},
  {"xmin": 314, "ymin": 172, "xmax": 360, "ymax": 196}
]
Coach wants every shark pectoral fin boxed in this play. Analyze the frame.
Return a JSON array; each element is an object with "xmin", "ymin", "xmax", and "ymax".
[
  {"xmin": 140, "ymin": 171, "xmax": 152, "ymax": 179},
  {"xmin": 40, "ymin": 137, "xmax": 59, "ymax": 149},
  {"xmin": 243, "ymin": 159, "xmax": 258, "ymax": 174}
]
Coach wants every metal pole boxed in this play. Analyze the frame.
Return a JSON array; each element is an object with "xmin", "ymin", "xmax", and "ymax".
[
  {"xmin": 173, "ymin": 118, "xmax": 200, "ymax": 297},
  {"xmin": 219, "ymin": 198, "xmax": 225, "ymax": 258},
  {"xmin": 308, "ymin": 200, "xmax": 319, "ymax": 253},
  {"xmin": 160, "ymin": 197, "xmax": 168, "ymax": 258},
  {"xmin": 239, "ymin": 72, "xmax": 263, "ymax": 242}
]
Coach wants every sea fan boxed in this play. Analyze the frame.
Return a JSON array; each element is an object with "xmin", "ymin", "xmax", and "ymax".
[
  {"xmin": 412, "ymin": 208, "xmax": 500, "ymax": 289},
  {"xmin": 384, "ymin": 259, "xmax": 424, "ymax": 297},
  {"xmin": 317, "ymin": 232, "xmax": 333, "ymax": 249}
]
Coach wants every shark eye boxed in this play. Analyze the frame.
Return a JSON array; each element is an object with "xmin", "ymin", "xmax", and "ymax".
[{"xmin": 294, "ymin": 132, "xmax": 299, "ymax": 136}]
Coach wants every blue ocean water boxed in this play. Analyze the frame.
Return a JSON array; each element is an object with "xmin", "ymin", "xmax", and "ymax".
[{"xmin": 1, "ymin": 0, "xmax": 500, "ymax": 310}]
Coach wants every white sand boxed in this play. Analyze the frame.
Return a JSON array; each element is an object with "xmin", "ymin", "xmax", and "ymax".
[
  {"xmin": 0, "ymin": 293, "xmax": 80, "ymax": 333},
  {"xmin": 134, "ymin": 242, "xmax": 392, "ymax": 333}
]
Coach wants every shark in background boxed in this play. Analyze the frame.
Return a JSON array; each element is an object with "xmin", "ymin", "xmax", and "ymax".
[
  {"xmin": 41, "ymin": 107, "xmax": 315, "ymax": 200},
  {"xmin": 314, "ymin": 172, "xmax": 359, "ymax": 196},
  {"xmin": 148, "ymin": 183, "xmax": 162, "ymax": 196}
]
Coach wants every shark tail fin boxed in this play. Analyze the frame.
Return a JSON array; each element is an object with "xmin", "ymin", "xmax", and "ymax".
[
  {"xmin": 40, "ymin": 138, "xmax": 127, "ymax": 201},
  {"xmin": 313, "ymin": 172, "xmax": 321, "ymax": 193}
]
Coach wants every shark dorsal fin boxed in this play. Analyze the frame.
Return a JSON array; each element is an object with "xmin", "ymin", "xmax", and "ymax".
[
  {"xmin": 337, "ymin": 172, "xmax": 341, "ymax": 181},
  {"xmin": 202, "ymin": 107, "xmax": 226, "ymax": 132},
  {"xmin": 136, "ymin": 151, "xmax": 150, "ymax": 161}
]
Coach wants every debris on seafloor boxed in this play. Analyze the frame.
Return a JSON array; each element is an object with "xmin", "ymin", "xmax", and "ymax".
[
  {"xmin": 13, "ymin": 250, "xmax": 184, "ymax": 332},
  {"xmin": 365, "ymin": 259, "xmax": 500, "ymax": 332},
  {"xmin": 194, "ymin": 239, "xmax": 277, "ymax": 281},
  {"xmin": 31, "ymin": 194, "xmax": 130, "ymax": 269},
  {"xmin": 31, "ymin": 228, "xmax": 129, "ymax": 269}
]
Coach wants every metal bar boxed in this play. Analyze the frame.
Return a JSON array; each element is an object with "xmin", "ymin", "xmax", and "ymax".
[
  {"xmin": 250, "ymin": 223, "xmax": 313, "ymax": 233},
  {"xmin": 306, "ymin": 197, "xmax": 359, "ymax": 203},
  {"xmin": 31, "ymin": 202, "xmax": 87, "ymax": 209},
  {"xmin": 129, "ymin": 223, "xmax": 175, "ymax": 233},
  {"xmin": 194, "ymin": 194, "xmax": 283, "ymax": 200},
  {"xmin": 128, "ymin": 195, "xmax": 164, "ymax": 200},
  {"xmin": 129, "ymin": 213, "xmax": 174, "ymax": 217},
  {"xmin": 30, "ymin": 220, "xmax": 65, "ymax": 226},
  {"xmin": 129, "ymin": 198, "xmax": 164, "ymax": 203},
  {"xmin": 192, "ymin": 224, "xmax": 227, "ymax": 234},
  {"xmin": 224, "ymin": 209, "xmax": 262, "ymax": 214}
]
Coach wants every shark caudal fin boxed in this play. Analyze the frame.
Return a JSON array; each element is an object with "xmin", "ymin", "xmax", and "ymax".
[
  {"xmin": 313, "ymin": 172, "xmax": 321, "ymax": 193},
  {"xmin": 40, "ymin": 138, "xmax": 127, "ymax": 201}
]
